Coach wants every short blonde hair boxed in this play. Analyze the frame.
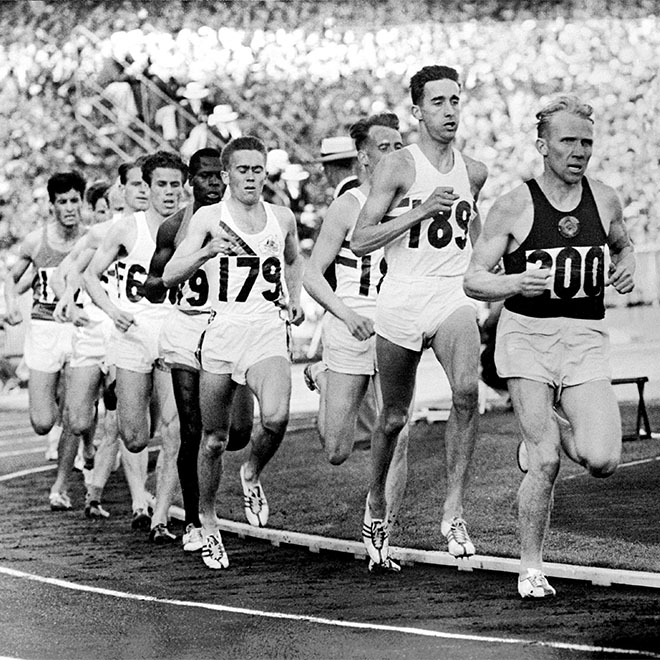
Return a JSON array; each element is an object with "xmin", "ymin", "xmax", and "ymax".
[{"xmin": 536, "ymin": 96, "xmax": 593, "ymax": 138}]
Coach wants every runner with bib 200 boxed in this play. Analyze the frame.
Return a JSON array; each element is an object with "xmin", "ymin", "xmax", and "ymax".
[{"xmin": 463, "ymin": 96, "xmax": 635, "ymax": 598}]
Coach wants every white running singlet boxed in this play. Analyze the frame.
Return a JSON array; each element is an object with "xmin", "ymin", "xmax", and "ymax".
[
  {"xmin": 334, "ymin": 188, "xmax": 385, "ymax": 317},
  {"xmin": 171, "ymin": 204, "xmax": 217, "ymax": 313},
  {"xmin": 204, "ymin": 200, "xmax": 286, "ymax": 320},
  {"xmin": 383, "ymin": 144, "xmax": 475, "ymax": 279},
  {"xmin": 114, "ymin": 211, "xmax": 173, "ymax": 312}
]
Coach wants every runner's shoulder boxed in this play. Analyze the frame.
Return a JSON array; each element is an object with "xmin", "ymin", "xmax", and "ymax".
[{"xmin": 462, "ymin": 154, "xmax": 488, "ymax": 193}]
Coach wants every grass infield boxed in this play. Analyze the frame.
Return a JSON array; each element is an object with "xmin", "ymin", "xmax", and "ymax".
[{"xmin": 209, "ymin": 401, "xmax": 660, "ymax": 575}]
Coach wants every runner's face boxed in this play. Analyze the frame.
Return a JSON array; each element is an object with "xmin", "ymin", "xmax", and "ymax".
[
  {"xmin": 51, "ymin": 189, "xmax": 83, "ymax": 228},
  {"xmin": 149, "ymin": 167, "xmax": 184, "ymax": 217},
  {"xmin": 222, "ymin": 150, "xmax": 266, "ymax": 205},
  {"xmin": 539, "ymin": 111, "xmax": 593, "ymax": 184},
  {"xmin": 190, "ymin": 156, "xmax": 224, "ymax": 206},
  {"xmin": 414, "ymin": 78, "xmax": 460, "ymax": 144},
  {"xmin": 124, "ymin": 167, "xmax": 149, "ymax": 212},
  {"xmin": 361, "ymin": 125, "xmax": 403, "ymax": 172},
  {"xmin": 92, "ymin": 197, "xmax": 110, "ymax": 223}
]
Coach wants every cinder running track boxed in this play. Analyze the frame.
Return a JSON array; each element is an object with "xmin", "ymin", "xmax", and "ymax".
[{"xmin": 0, "ymin": 409, "xmax": 659, "ymax": 660}]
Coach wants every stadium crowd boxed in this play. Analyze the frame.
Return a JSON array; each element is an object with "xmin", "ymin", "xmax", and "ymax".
[{"xmin": 0, "ymin": 0, "xmax": 658, "ymax": 254}]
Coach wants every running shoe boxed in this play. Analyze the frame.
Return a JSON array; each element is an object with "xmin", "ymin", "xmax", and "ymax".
[
  {"xmin": 441, "ymin": 516, "xmax": 475, "ymax": 557},
  {"xmin": 49, "ymin": 491, "xmax": 72, "ymax": 511},
  {"xmin": 73, "ymin": 444, "xmax": 84, "ymax": 472},
  {"xmin": 45, "ymin": 426, "xmax": 61, "ymax": 461},
  {"xmin": 303, "ymin": 361, "xmax": 327, "ymax": 393},
  {"xmin": 518, "ymin": 569, "xmax": 557, "ymax": 598},
  {"xmin": 303, "ymin": 363, "xmax": 318, "ymax": 392},
  {"xmin": 84, "ymin": 499, "xmax": 110, "ymax": 519},
  {"xmin": 368, "ymin": 556, "xmax": 401, "ymax": 574},
  {"xmin": 240, "ymin": 464, "xmax": 269, "ymax": 527},
  {"xmin": 131, "ymin": 507, "xmax": 152, "ymax": 531},
  {"xmin": 362, "ymin": 497, "xmax": 390, "ymax": 564},
  {"xmin": 82, "ymin": 467, "xmax": 94, "ymax": 489},
  {"xmin": 149, "ymin": 523, "xmax": 177, "ymax": 545},
  {"xmin": 517, "ymin": 441, "xmax": 529, "ymax": 473},
  {"xmin": 182, "ymin": 524, "xmax": 204, "ymax": 552},
  {"xmin": 201, "ymin": 531, "xmax": 229, "ymax": 570}
]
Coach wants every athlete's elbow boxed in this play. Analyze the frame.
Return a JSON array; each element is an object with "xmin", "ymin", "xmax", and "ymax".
[
  {"xmin": 350, "ymin": 235, "xmax": 369, "ymax": 257},
  {"xmin": 161, "ymin": 267, "xmax": 176, "ymax": 289},
  {"xmin": 462, "ymin": 275, "xmax": 485, "ymax": 301},
  {"xmin": 143, "ymin": 278, "xmax": 164, "ymax": 303}
]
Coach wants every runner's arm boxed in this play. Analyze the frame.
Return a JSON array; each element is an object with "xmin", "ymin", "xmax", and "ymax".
[
  {"xmin": 303, "ymin": 194, "xmax": 374, "ymax": 340},
  {"xmin": 465, "ymin": 157, "xmax": 489, "ymax": 246},
  {"xmin": 280, "ymin": 207, "xmax": 305, "ymax": 326},
  {"xmin": 83, "ymin": 221, "xmax": 132, "ymax": 330},
  {"xmin": 4, "ymin": 234, "xmax": 36, "ymax": 325},
  {"xmin": 144, "ymin": 219, "xmax": 177, "ymax": 303},
  {"xmin": 51, "ymin": 232, "xmax": 90, "ymax": 299},
  {"xmin": 463, "ymin": 193, "xmax": 550, "ymax": 301},
  {"xmin": 604, "ymin": 191, "xmax": 635, "ymax": 294},
  {"xmin": 351, "ymin": 152, "xmax": 458, "ymax": 256},
  {"xmin": 161, "ymin": 212, "xmax": 218, "ymax": 288}
]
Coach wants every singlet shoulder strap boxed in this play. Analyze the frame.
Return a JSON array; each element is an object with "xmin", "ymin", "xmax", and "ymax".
[
  {"xmin": 345, "ymin": 187, "xmax": 366, "ymax": 206},
  {"xmin": 525, "ymin": 179, "xmax": 549, "ymax": 208}
]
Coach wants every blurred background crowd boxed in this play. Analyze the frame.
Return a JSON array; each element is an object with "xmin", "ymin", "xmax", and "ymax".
[{"xmin": 0, "ymin": 0, "xmax": 658, "ymax": 366}]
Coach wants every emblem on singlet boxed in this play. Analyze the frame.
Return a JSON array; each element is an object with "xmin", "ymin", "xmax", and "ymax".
[
  {"xmin": 259, "ymin": 234, "xmax": 281, "ymax": 256},
  {"xmin": 557, "ymin": 215, "xmax": 580, "ymax": 239}
]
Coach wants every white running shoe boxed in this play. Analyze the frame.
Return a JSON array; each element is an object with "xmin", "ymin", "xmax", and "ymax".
[
  {"xmin": 518, "ymin": 569, "xmax": 557, "ymax": 598},
  {"xmin": 517, "ymin": 441, "xmax": 529, "ymax": 473},
  {"xmin": 182, "ymin": 524, "xmax": 204, "ymax": 552},
  {"xmin": 202, "ymin": 531, "xmax": 229, "ymax": 570},
  {"xmin": 240, "ymin": 464, "xmax": 269, "ymax": 527},
  {"xmin": 303, "ymin": 361, "xmax": 326, "ymax": 393},
  {"xmin": 441, "ymin": 516, "xmax": 476, "ymax": 557},
  {"xmin": 49, "ymin": 491, "xmax": 72, "ymax": 511},
  {"xmin": 85, "ymin": 499, "xmax": 110, "ymax": 519},
  {"xmin": 362, "ymin": 497, "xmax": 390, "ymax": 564},
  {"xmin": 368, "ymin": 556, "xmax": 401, "ymax": 574},
  {"xmin": 45, "ymin": 425, "xmax": 62, "ymax": 461}
]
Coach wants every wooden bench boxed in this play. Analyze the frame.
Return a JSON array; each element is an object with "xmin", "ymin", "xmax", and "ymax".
[{"xmin": 612, "ymin": 376, "xmax": 653, "ymax": 441}]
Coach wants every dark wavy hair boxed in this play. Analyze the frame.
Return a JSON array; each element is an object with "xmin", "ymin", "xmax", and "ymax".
[
  {"xmin": 141, "ymin": 151, "xmax": 188, "ymax": 186},
  {"xmin": 349, "ymin": 112, "xmax": 400, "ymax": 151},
  {"xmin": 409, "ymin": 65, "xmax": 460, "ymax": 106},
  {"xmin": 47, "ymin": 171, "xmax": 86, "ymax": 203}
]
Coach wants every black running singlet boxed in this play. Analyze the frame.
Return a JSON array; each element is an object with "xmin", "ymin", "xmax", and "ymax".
[{"xmin": 503, "ymin": 178, "xmax": 607, "ymax": 320}]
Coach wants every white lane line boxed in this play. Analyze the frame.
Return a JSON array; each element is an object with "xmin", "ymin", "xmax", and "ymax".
[
  {"xmin": 0, "ymin": 448, "xmax": 47, "ymax": 459},
  {"xmin": 561, "ymin": 455, "xmax": 660, "ymax": 482},
  {"xmin": 0, "ymin": 465, "xmax": 56, "ymax": 483},
  {"xmin": 0, "ymin": 437, "xmax": 41, "ymax": 448},
  {"xmin": 0, "ymin": 566, "xmax": 656, "ymax": 658},
  {"xmin": 2, "ymin": 461, "xmax": 660, "ymax": 590},
  {"xmin": 0, "ymin": 427, "xmax": 35, "ymax": 439}
]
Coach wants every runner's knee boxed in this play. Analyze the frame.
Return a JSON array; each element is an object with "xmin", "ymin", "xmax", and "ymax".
[
  {"xmin": 119, "ymin": 424, "xmax": 148, "ymax": 453},
  {"xmin": 67, "ymin": 407, "xmax": 94, "ymax": 437},
  {"xmin": 325, "ymin": 439, "xmax": 351, "ymax": 466},
  {"xmin": 452, "ymin": 382, "xmax": 479, "ymax": 415},
  {"xmin": 201, "ymin": 430, "xmax": 228, "ymax": 456},
  {"xmin": 227, "ymin": 421, "xmax": 252, "ymax": 451},
  {"xmin": 585, "ymin": 447, "xmax": 619, "ymax": 478},
  {"xmin": 30, "ymin": 412, "xmax": 56, "ymax": 436},
  {"xmin": 261, "ymin": 409, "xmax": 289, "ymax": 437},
  {"xmin": 382, "ymin": 408, "xmax": 408, "ymax": 438},
  {"xmin": 529, "ymin": 442, "xmax": 561, "ymax": 480}
]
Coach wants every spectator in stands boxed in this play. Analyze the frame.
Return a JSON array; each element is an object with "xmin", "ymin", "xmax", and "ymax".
[{"xmin": 319, "ymin": 136, "xmax": 359, "ymax": 200}]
